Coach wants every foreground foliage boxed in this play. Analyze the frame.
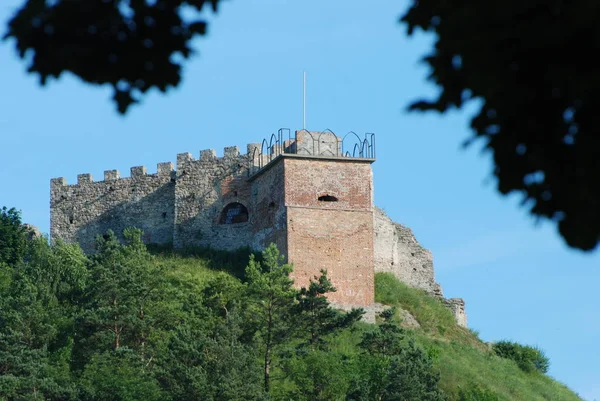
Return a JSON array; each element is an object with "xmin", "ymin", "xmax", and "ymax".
[
  {"xmin": 4, "ymin": 0, "xmax": 223, "ymax": 114},
  {"xmin": 402, "ymin": 0, "xmax": 600, "ymax": 251}
]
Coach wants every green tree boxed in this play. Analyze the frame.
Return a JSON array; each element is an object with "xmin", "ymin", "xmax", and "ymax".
[
  {"xmin": 0, "ymin": 254, "xmax": 77, "ymax": 401},
  {"xmin": 203, "ymin": 307, "xmax": 266, "ymax": 401},
  {"xmin": 80, "ymin": 348, "xmax": 163, "ymax": 401},
  {"xmin": 157, "ymin": 306, "xmax": 266, "ymax": 401},
  {"xmin": 278, "ymin": 270, "xmax": 363, "ymax": 401},
  {"xmin": 245, "ymin": 243, "xmax": 298, "ymax": 393},
  {"xmin": 295, "ymin": 270, "xmax": 364, "ymax": 351},
  {"xmin": 202, "ymin": 272, "xmax": 245, "ymax": 320},
  {"xmin": 75, "ymin": 229, "xmax": 166, "ymax": 366},
  {"xmin": 23, "ymin": 237, "xmax": 88, "ymax": 306},
  {"xmin": 283, "ymin": 349, "xmax": 354, "ymax": 401},
  {"xmin": 0, "ymin": 207, "xmax": 27, "ymax": 266},
  {"xmin": 347, "ymin": 312, "xmax": 444, "ymax": 401}
]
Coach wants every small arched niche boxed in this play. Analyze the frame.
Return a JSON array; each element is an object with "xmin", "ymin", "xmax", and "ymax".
[
  {"xmin": 318, "ymin": 194, "xmax": 338, "ymax": 202},
  {"xmin": 219, "ymin": 202, "xmax": 249, "ymax": 224}
]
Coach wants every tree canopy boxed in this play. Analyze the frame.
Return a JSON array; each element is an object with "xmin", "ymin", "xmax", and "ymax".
[
  {"xmin": 4, "ymin": 0, "xmax": 598, "ymax": 251},
  {"xmin": 3, "ymin": 0, "xmax": 221, "ymax": 113},
  {"xmin": 0, "ymin": 207, "xmax": 27, "ymax": 266},
  {"xmin": 401, "ymin": 0, "xmax": 599, "ymax": 251}
]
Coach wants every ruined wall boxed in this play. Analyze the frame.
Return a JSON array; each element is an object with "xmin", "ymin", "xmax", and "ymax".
[
  {"xmin": 444, "ymin": 298, "xmax": 468, "ymax": 328},
  {"xmin": 173, "ymin": 147, "xmax": 253, "ymax": 250},
  {"xmin": 50, "ymin": 163, "xmax": 175, "ymax": 253},
  {"xmin": 373, "ymin": 207, "xmax": 443, "ymax": 297},
  {"xmin": 373, "ymin": 207, "xmax": 468, "ymax": 327},
  {"xmin": 284, "ymin": 157, "xmax": 375, "ymax": 307}
]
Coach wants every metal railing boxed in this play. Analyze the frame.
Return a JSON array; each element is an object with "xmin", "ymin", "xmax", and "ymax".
[{"xmin": 248, "ymin": 128, "xmax": 375, "ymax": 176}]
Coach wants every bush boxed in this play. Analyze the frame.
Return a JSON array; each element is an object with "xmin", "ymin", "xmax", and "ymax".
[
  {"xmin": 492, "ymin": 341, "xmax": 550, "ymax": 374},
  {"xmin": 457, "ymin": 383, "xmax": 499, "ymax": 401}
]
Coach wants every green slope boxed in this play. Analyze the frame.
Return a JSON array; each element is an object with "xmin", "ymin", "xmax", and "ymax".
[
  {"xmin": 375, "ymin": 272, "xmax": 583, "ymax": 401},
  {"xmin": 148, "ymin": 251, "xmax": 583, "ymax": 401}
]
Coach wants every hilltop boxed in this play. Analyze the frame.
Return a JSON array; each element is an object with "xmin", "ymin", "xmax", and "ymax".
[
  {"xmin": 0, "ymin": 206, "xmax": 584, "ymax": 400},
  {"xmin": 157, "ymin": 249, "xmax": 584, "ymax": 401}
]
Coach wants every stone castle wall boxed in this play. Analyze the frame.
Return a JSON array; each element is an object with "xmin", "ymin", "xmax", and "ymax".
[
  {"xmin": 373, "ymin": 208, "xmax": 442, "ymax": 297},
  {"xmin": 50, "ymin": 144, "xmax": 281, "ymax": 254},
  {"xmin": 372, "ymin": 207, "xmax": 467, "ymax": 327},
  {"xmin": 50, "ymin": 163, "xmax": 176, "ymax": 253},
  {"xmin": 173, "ymin": 147, "xmax": 253, "ymax": 250},
  {"xmin": 443, "ymin": 298, "xmax": 468, "ymax": 328}
]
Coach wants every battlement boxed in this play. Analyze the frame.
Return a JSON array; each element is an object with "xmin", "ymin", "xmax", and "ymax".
[
  {"xmin": 174, "ymin": 144, "xmax": 267, "ymax": 170},
  {"xmin": 51, "ymin": 131, "xmax": 376, "ymax": 188},
  {"xmin": 50, "ymin": 162, "xmax": 176, "ymax": 187}
]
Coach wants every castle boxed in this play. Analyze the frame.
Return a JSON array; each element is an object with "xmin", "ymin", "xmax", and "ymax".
[{"xmin": 50, "ymin": 129, "xmax": 466, "ymax": 326}]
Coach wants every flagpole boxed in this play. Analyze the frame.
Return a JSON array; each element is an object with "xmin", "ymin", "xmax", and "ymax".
[{"xmin": 303, "ymin": 71, "xmax": 306, "ymax": 130}]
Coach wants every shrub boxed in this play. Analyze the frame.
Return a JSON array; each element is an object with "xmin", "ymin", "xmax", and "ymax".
[
  {"xmin": 457, "ymin": 383, "xmax": 499, "ymax": 401},
  {"xmin": 492, "ymin": 340, "xmax": 550, "ymax": 374}
]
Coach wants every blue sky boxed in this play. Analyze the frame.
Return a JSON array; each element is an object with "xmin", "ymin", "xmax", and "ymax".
[{"xmin": 1, "ymin": 0, "xmax": 598, "ymax": 399}]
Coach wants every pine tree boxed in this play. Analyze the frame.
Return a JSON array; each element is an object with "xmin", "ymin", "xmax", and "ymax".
[
  {"xmin": 295, "ymin": 270, "xmax": 363, "ymax": 351},
  {"xmin": 245, "ymin": 243, "xmax": 297, "ymax": 393}
]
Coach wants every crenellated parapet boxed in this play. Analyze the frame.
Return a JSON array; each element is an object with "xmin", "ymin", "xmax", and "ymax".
[
  {"xmin": 173, "ymin": 145, "xmax": 256, "ymax": 250},
  {"xmin": 51, "ymin": 162, "xmax": 175, "ymax": 188},
  {"xmin": 50, "ymin": 162, "xmax": 177, "ymax": 253},
  {"xmin": 175, "ymin": 144, "xmax": 264, "ymax": 174},
  {"xmin": 51, "ymin": 142, "xmax": 263, "ymax": 253}
]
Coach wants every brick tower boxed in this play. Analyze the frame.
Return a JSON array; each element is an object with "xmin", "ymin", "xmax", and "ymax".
[{"xmin": 249, "ymin": 129, "xmax": 376, "ymax": 307}]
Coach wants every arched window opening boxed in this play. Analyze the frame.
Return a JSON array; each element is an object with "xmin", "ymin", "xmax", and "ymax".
[
  {"xmin": 318, "ymin": 194, "xmax": 338, "ymax": 202},
  {"xmin": 219, "ymin": 202, "xmax": 249, "ymax": 224}
]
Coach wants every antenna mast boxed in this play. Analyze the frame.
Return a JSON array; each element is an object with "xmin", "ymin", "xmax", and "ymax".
[{"xmin": 303, "ymin": 71, "xmax": 306, "ymax": 130}]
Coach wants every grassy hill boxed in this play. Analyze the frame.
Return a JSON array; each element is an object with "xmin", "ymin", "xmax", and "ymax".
[
  {"xmin": 153, "ymin": 250, "xmax": 583, "ymax": 401},
  {"xmin": 375, "ymin": 273, "xmax": 582, "ymax": 401}
]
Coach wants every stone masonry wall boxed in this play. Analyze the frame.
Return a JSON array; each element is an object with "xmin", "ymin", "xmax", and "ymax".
[
  {"xmin": 173, "ymin": 147, "xmax": 254, "ymax": 250},
  {"xmin": 373, "ymin": 207, "xmax": 468, "ymax": 327},
  {"xmin": 284, "ymin": 156, "xmax": 375, "ymax": 307},
  {"xmin": 373, "ymin": 207, "xmax": 443, "ymax": 297},
  {"xmin": 50, "ymin": 163, "xmax": 175, "ymax": 253},
  {"xmin": 443, "ymin": 298, "xmax": 468, "ymax": 328}
]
